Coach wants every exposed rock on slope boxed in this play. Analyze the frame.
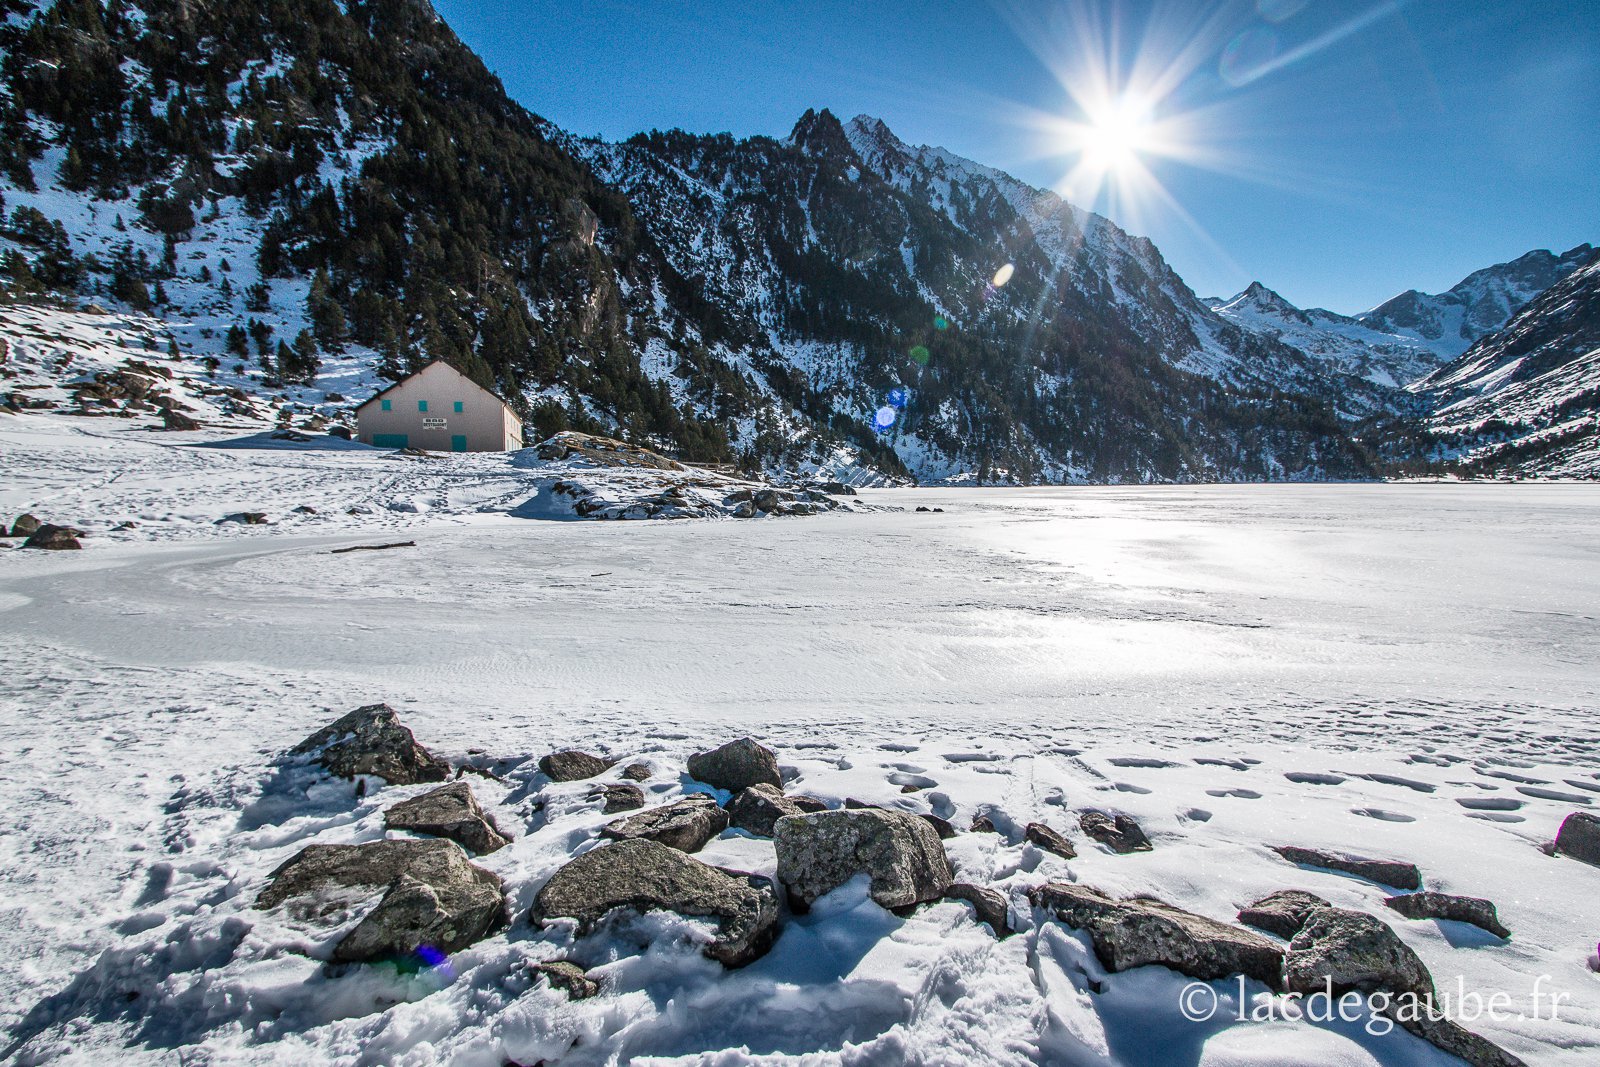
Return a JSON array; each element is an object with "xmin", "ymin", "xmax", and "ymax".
[
  {"xmin": 533, "ymin": 839, "xmax": 780, "ymax": 967},
  {"xmin": 1414, "ymin": 251, "xmax": 1600, "ymax": 478}
]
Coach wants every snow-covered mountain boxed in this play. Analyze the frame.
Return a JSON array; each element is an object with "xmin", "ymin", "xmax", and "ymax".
[
  {"xmin": 1208, "ymin": 281, "xmax": 1441, "ymax": 416},
  {"xmin": 1414, "ymin": 249, "xmax": 1600, "ymax": 476},
  {"xmin": 568, "ymin": 110, "xmax": 1378, "ymax": 482},
  {"xmin": 1359, "ymin": 244, "xmax": 1595, "ymax": 358},
  {"xmin": 0, "ymin": 1, "xmax": 1589, "ymax": 481}
]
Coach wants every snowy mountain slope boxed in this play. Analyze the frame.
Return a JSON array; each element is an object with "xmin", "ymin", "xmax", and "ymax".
[
  {"xmin": 0, "ymin": 0, "xmax": 1582, "ymax": 482},
  {"xmin": 568, "ymin": 110, "xmax": 1374, "ymax": 483},
  {"xmin": 1210, "ymin": 282, "xmax": 1443, "ymax": 414},
  {"xmin": 1360, "ymin": 244, "xmax": 1595, "ymax": 358},
  {"xmin": 0, "ymin": 0, "xmax": 907, "ymax": 481},
  {"xmin": 1413, "ymin": 250, "xmax": 1600, "ymax": 477}
]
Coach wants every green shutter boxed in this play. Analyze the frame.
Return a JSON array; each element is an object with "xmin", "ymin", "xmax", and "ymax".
[
  {"xmin": 380, "ymin": 399, "xmax": 391, "ymax": 411},
  {"xmin": 453, "ymin": 401, "xmax": 464, "ymax": 413},
  {"xmin": 451, "ymin": 435, "xmax": 467, "ymax": 452},
  {"xmin": 418, "ymin": 400, "xmax": 428, "ymax": 412}
]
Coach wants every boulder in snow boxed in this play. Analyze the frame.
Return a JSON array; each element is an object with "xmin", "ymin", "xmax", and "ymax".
[
  {"xmin": 383, "ymin": 781, "xmax": 510, "ymax": 855},
  {"xmin": 1273, "ymin": 845, "xmax": 1422, "ymax": 890},
  {"xmin": 291, "ymin": 703, "xmax": 451, "ymax": 785},
  {"xmin": 538, "ymin": 749, "xmax": 615, "ymax": 782},
  {"xmin": 774, "ymin": 808, "xmax": 952, "ymax": 912},
  {"xmin": 945, "ymin": 882, "xmax": 1013, "ymax": 938},
  {"xmin": 1031, "ymin": 882, "xmax": 1284, "ymax": 987},
  {"xmin": 1384, "ymin": 891, "xmax": 1510, "ymax": 939},
  {"xmin": 1283, "ymin": 907, "xmax": 1432, "ymax": 997},
  {"xmin": 1237, "ymin": 889, "xmax": 1331, "ymax": 940},
  {"xmin": 727, "ymin": 783, "xmax": 809, "ymax": 838},
  {"xmin": 620, "ymin": 762, "xmax": 652, "ymax": 782},
  {"xmin": 23, "ymin": 523, "xmax": 84, "ymax": 550},
  {"xmin": 532, "ymin": 838, "xmax": 779, "ymax": 967},
  {"xmin": 256, "ymin": 839, "xmax": 504, "ymax": 963},
  {"xmin": 1025, "ymin": 822, "xmax": 1077, "ymax": 859},
  {"xmin": 530, "ymin": 959, "xmax": 599, "ymax": 1000},
  {"xmin": 161, "ymin": 409, "xmax": 201, "ymax": 431},
  {"xmin": 592, "ymin": 782, "xmax": 645, "ymax": 814},
  {"xmin": 602, "ymin": 793, "xmax": 728, "ymax": 853},
  {"xmin": 687, "ymin": 738, "xmax": 782, "ymax": 792},
  {"xmin": 1553, "ymin": 811, "xmax": 1600, "ymax": 866},
  {"xmin": 215, "ymin": 511, "xmax": 269, "ymax": 525},
  {"xmin": 8, "ymin": 513, "xmax": 40, "ymax": 538},
  {"xmin": 1079, "ymin": 810, "xmax": 1152, "ymax": 853}
]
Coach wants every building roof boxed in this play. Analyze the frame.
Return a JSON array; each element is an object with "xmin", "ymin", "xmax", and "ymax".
[{"xmin": 355, "ymin": 359, "xmax": 518, "ymax": 418}]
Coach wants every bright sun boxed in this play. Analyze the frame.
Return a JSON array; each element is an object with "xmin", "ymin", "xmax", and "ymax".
[{"xmin": 1080, "ymin": 100, "xmax": 1154, "ymax": 173}]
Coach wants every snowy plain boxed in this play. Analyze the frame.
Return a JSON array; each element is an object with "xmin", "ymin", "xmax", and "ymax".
[{"xmin": 2, "ymin": 417, "xmax": 1600, "ymax": 1065}]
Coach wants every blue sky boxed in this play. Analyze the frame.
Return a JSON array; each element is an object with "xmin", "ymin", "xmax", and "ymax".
[{"xmin": 432, "ymin": 0, "xmax": 1597, "ymax": 315}]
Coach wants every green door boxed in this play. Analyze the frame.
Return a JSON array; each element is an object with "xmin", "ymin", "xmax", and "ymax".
[
  {"xmin": 373, "ymin": 433, "xmax": 408, "ymax": 448},
  {"xmin": 451, "ymin": 435, "xmax": 468, "ymax": 453}
]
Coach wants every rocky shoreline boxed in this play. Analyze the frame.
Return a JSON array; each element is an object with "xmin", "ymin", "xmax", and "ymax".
[{"xmin": 230, "ymin": 703, "xmax": 1572, "ymax": 1067}]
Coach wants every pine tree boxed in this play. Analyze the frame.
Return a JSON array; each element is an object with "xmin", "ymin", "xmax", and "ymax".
[{"xmin": 306, "ymin": 268, "xmax": 345, "ymax": 350}]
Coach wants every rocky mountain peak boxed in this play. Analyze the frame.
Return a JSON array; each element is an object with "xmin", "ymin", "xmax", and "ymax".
[{"xmin": 788, "ymin": 107, "xmax": 854, "ymax": 158}]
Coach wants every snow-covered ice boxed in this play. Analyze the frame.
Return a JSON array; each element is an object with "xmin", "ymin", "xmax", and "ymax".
[{"xmin": 2, "ymin": 415, "xmax": 1599, "ymax": 1065}]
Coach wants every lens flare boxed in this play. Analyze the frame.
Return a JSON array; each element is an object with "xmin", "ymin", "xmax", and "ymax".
[
  {"xmin": 910, "ymin": 344, "xmax": 931, "ymax": 365},
  {"xmin": 932, "ymin": 316, "xmax": 949, "ymax": 331},
  {"xmin": 872, "ymin": 405, "xmax": 898, "ymax": 432},
  {"xmin": 887, "ymin": 386, "xmax": 910, "ymax": 408},
  {"xmin": 992, "ymin": 263, "xmax": 1016, "ymax": 287}
]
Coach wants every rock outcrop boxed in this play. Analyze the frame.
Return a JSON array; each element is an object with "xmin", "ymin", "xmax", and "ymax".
[
  {"xmin": 687, "ymin": 738, "xmax": 782, "ymax": 792},
  {"xmin": 727, "ymin": 783, "xmax": 809, "ymax": 837},
  {"xmin": 945, "ymin": 882, "xmax": 1013, "ymax": 938},
  {"xmin": 292, "ymin": 704, "xmax": 451, "ymax": 785},
  {"xmin": 602, "ymin": 794, "xmax": 728, "ymax": 853},
  {"xmin": 530, "ymin": 960, "xmax": 599, "ymax": 999},
  {"xmin": 1273, "ymin": 845, "xmax": 1422, "ymax": 890},
  {"xmin": 1025, "ymin": 822, "xmax": 1077, "ymax": 859},
  {"xmin": 1553, "ymin": 811, "xmax": 1600, "ymax": 866},
  {"xmin": 384, "ymin": 782, "xmax": 510, "ymax": 855},
  {"xmin": 1283, "ymin": 907, "xmax": 1432, "ymax": 997},
  {"xmin": 256, "ymin": 839, "xmax": 504, "ymax": 963},
  {"xmin": 533, "ymin": 838, "xmax": 779, "ymax": 967},
  {"xmin": 539, "ymin": 750, "xmax": 615, "ymax": 782},
  {"xmin": 1079, "ymin": 811, "xmax": 1152, "ymax": 853},
  {"xmin": 1030, "ymin": 883, "xmax": 1284, "ymax": 987},
  {"xmin": 23, "ymin": 523, "xmax": 85, "ymax": 550},
  {"xmin": 1237, "ymin": 889, "xmax": 1330, "ymax": 940},
  {"xmin": 592, "ymin": 782, "xmax": 645, "ymax": 814},
  {"xmin": 774, "ymin": 808, "xmax": 952, "ymax": 911},
  {"xmin": 1384, "ymin": 892, "xmax": 1510, "ymax": 939}
]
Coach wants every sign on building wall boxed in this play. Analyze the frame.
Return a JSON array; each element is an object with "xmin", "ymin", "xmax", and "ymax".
[{"xmin": 422, "ymin": 417, "xmax": 447, "ymax": 428}]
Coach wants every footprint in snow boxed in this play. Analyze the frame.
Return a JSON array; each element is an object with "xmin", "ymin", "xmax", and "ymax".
[
  {"xmin": 1111, "ymin": 782, "xmax": 1153, "ymax": 795},
  {"xmin": 889, "ymin": 772, "xmax": 938, "ymax": 790},
  {"xmin": 1284, "ymin": 772, "xmax": 1347, "ymax": 786},
  {"xmin": 1195, "ymin": 757, "xmax": 1253, "ymax": 771},
  {"xmin": 1206, "ymin": 788, "xmax": 1261, "ymax": 799},
  {"xmin": 1466, "ymin": 811, "xmax": 1526, "ymax": 823},
  {"xmin": 1107, "ymin": 757, "xmax": 1181, "ymax": 769},
  {"xmin": 1456, "ymin": 797, "xmax": 1522, "ymax": 811},
  {"xmin": 1353, "ymin": 773, "xmax": 1436, "ymax": 793},
  {"xmin": 1476, "ymin": 768, "xmax": 1548, "ymax": 785},
  {"xmin": 1352, "ymin": 807, "xmax": 1416, "ymax": 823},
  {"xmin": 1180, "ymin": 807, "xmax": 1213, "ymax": 823},
  {"xmin": 1517, "ymin": 785, "xmax": 1592, "ymax": 804}
]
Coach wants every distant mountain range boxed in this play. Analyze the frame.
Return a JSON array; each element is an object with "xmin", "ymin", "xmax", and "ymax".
[{"xmin": 0, "ymin": 0, "xmax": 1593, "ymax": 481}]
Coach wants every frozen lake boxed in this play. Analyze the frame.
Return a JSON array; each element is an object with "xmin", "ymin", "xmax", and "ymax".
[
  {"xmin": 4, "ymin": 471, "xmax": 1600, "ymax": 1065},
  {"xmin": 5, "ymin": 483, "xmax": 1598, "ymax": 757}
]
